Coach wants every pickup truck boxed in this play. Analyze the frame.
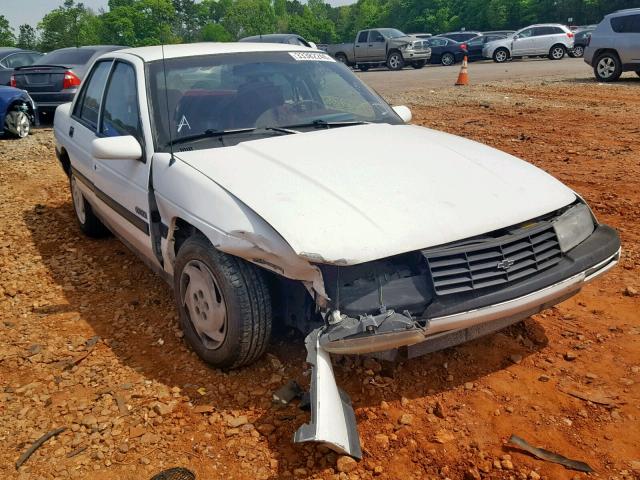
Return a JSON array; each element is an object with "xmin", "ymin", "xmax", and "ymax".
[
  {"xmin": 326, "ymin": 28, "xmax": 431, "ymax": 70},
  {"xmin": 53, "ymin": 42, "xmax": 620, "ymax": 459}
]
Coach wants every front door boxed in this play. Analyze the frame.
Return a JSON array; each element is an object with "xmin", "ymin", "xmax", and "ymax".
[
  {"xmin": 367, "ymin": 30, "xmax": 387, "ymax": 61},
  {"xmin": 91, "ymin": 59, "xmax": 156, "ymax": 262},
  {"xmin": 512, "ymin": 28, "xmax": 537, "ymax": 56},
  {"xmin": 354, "ymin": 31, "xmax": 369, "ymax": 63}
]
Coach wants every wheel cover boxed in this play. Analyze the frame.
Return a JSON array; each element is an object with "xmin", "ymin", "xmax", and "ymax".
[
  {"xmin": 496, "ymin": 50, "xmax": 507, "ymax": 62},
  {"xmin": 597, "ymin": 57, "xmax": 615, "ymax": 78},
  {"xmin": 574, "ymin": 46, "xmax": 583, "ymax": 56},
  {"xmin": 552, "ymin": 47, "xmax": 564, "ymax": 59},
  {"xmin": 442, "ymin": 54, "xmax": 453, "ymax": 66},
  {"xmin": 181, "ymin": 260, "xmax": 227, "ymax": 350},
  {"xmin": 7, "ymin": 111, "xmax": 30, "ymax": 138},
  {"xmin": 71, "ymin": 176, "xmax": 86, "ymax": 224},
  {"xmin": 337, "ymin": 56, "xmax": 346, "ymax": 64},
  {"xmin": 389, "ymin": 55, "xmax": 400, "ymax": 68}
]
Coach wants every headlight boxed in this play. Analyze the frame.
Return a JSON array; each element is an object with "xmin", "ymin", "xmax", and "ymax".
[{"xmin": 553, "ymin": 203, "xmax": 595, "ymax": 252}]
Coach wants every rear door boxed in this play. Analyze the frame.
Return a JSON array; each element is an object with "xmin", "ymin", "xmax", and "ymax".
[
  {"xmin": 533, "ymin": 26, "xmax": 560, "ymax": 54},
  {"xmin": 91, "ymin": 59, "xmax": 155, "ymax": 260},
  {"xmin": 611, "ymin": 14, "xmax": 640, "ymax": 65},
  {"xmin": 367, "ymin": 30, "xmax": 387, "ymax": 61},
  {"xmin": 354, "ymin": 30, "xmax": 369, "ymax": 62}
]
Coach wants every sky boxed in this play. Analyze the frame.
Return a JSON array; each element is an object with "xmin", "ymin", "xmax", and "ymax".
[{"xmin": 2, "ymin": 0, "xmax": 355, "ymax": 29}]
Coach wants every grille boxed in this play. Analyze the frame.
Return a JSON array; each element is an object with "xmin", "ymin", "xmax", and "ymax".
[{"xmin": 423, "ymin": 224, "xmax": 562, "ymax": 296}]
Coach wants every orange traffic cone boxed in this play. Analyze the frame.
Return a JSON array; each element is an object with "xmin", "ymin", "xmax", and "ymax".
[{"xmin": 455, "ymin": 56, "xmax": 469, "ymax": 86}]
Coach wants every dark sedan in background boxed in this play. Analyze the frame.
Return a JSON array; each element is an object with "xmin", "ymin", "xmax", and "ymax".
[
  {"xmin": 425, "ymin": 37, "xmax": 466, "ymax": 65},
  {"xmin": 11, "ymin": 45, "xmax": 124, "ymax": 122},
  {"xmin": 463, "ymin": 33, "xmax": 508, "ymax": 61},
  {"xmin": 570, "ymin": 27, "xmax": 596, "ymax": 57},
  {"xmin": 0, "ymin": 48, "xmax": 42, "ymax": 86}
]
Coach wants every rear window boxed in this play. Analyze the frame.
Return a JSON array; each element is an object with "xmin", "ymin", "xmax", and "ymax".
[
  {"xmin": 36, "ymin": 49, "xmax": 95, "ymax": 66},
  {"xmin": 611, "ymin": 14, "xmax": 640, "ymax": 33}
]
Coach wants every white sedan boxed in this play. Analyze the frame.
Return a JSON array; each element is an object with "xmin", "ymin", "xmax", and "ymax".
[{"xmin": 53, "ymin": 42, "xmax": 620, "ymax": 458}]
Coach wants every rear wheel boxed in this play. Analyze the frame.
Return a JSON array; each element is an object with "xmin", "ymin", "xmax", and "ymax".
[
  {"xmin": 174, "ymin": 235, "xmax": 272, "ymax": 370},
  {"xmin": 70, "ymin": 174, "xmax": 110, "ymax": 238},
  {"xmin": 572, "ymin": 45, "xmax": 584, "ymax": 57},
  {"xmin": 412, "ymin": 60, "xmax": 426, "ymax": 69},
  {"xmin": 549, "ymin": 44, "xmax": 566, "ymax": 60},
  {"xmin": 441, "ymin": 52, "xmax": 455, "ymax": 66},
  {"xmin": 358, "ymin": 64, "xmax": 369, "ymax": 72},
  {"xmin": 493, "ymin": 48, "xmax": 509, "ymax": 63},
  {"xmin": 386, "ymin": 51, "xmax": 404, "ymax": 70},
  {"xmin": 594, "ymin": 52, "xmax": 622, "ymax": 82},
  {"xmin": 4, "ymin": 109, "xmax": 30, "ymax": 138},
  {"xmin": 335, "ymin": 53, "xmax": 348, "ymax": 65}
]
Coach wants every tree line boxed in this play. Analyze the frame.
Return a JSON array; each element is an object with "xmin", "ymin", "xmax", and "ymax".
[{"xmin": 0, "ymin": 0, "xmax": 637, "ymax": 52}]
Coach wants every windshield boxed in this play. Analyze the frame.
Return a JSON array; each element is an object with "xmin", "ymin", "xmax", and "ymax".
[
  {"xmin": 147, "ymin": 51, "xmax": 401, "ymax": 151},
  {"xmin": 378, "ymin": 28, "xmax": 406, "ymax": 38}
]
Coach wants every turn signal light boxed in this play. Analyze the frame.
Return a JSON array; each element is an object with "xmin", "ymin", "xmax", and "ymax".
[{"xmin": 10, "ymin": 75, "xmax": 16, "ymax": 87}]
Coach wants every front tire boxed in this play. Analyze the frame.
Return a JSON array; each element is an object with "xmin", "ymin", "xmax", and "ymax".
[
  {"xmin": 358, "ymin": 64, "xmax": 369, "ymax": 72},
  {"xmin": 386, "ymin": 51, "xmax": 404, "ymax": 70},
  {"xmin": 549, "ymin": 44, "xmax": 566, "ymax": 60},
  {"xmin": 441, "ymin": 52, "xmax": 455, "ymax": 66},
  {"xmin": 70, "ymin": 174, "xmax": 110, "ymax": 238},
  {"xmin": 4, "ymin": 109, "xmax": 30, "ymax": 138},
  {"xmin": 174, "ymin": 235, "xmax": 272, "ymax": 370},
  {"xmin": 594, "ymin": 52, "xmax": 622, "ymax": 82},
  {"xmin": 493, "ymin": 48, "xmax": 509, "ymax": 63},
  {"xmin": 412, "ymin": 60, "xmax": 425, "ymax": 69}
]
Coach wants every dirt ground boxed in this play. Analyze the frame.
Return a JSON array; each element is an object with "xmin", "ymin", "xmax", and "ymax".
[{"xmin": 1, "ymin": 77, "xmax": 639, "ymax": 480}]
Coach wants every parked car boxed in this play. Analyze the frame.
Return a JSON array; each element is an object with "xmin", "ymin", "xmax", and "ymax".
[
  {"xmin": 53, "ymin": 41, "xmax": 620, "ymax": 458},
  {"xmin": 462, "ymin": 34, "xmax": 508, "ymax": 61},
  {"xmin": 483, "ymin": 24, "xmax": 574, "ymax": 62},
  {"xmin": 584, "ymin": 8, "xmax": 640, "ymax": 82},
  {"xmin": 410, "ymin": 33, "xmax": 432, "ymax": 38},
  {"xmin": 0, "ymin": 85, "xmax": 37, "ymax": 138},
  {"xmin": 483, "ymin": 30, "xmax": 516, "ymax": 36},
  {"xmin": 326, "ymin": 28, "xmax": 431, "ymax": 70},
  {"xmin": 0, "ymin": 48, "xmax": 42, "ymax": 86},
  {"xmin": 424, "ymin": 36, "xmax": 466, "ymax": 65},
  {"xmin": 570, "ymin": 27, "xmax": 596, "ymax": 57},
  {"xmin": 439, "ymin": 30, "xmax": 482, "ymax": 42},
  {"xmin": 11, "ymin": 45, "xmax": 124, "ymax": 121},
  {"xmin": 239, "ymin": 33, "xmax": 316, "ymax": 49}
]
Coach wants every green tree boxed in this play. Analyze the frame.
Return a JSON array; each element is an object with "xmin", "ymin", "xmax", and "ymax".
[
  {"xmin": 99, "ymin": 0, "xmax": 177, "ymax": 46},
  {"xmin": 37, "ymin": 0, "xmax": 98, "ymax": 51},
  {"xmin": 288, "ymin": 0, "xmax": 337, "ymax": 43},
  {"xmin": 16, "ymin": 24, "xmax": 38, "ymax": 50},
  {"xmin": 0, "ymin": 15, "xmax": 15, "ymax": 46},
  {"xmin": 224, "ymin": 0, "xmax": 276, "ymax": 38},
  {"xmin": 200, "ymin": 23, "xmax": 233, "ymax": 41}
]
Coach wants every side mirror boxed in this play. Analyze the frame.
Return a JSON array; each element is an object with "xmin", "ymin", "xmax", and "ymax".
[
  {"xmin": 392, "ymin": 105, "xmax": 412, "ymax": 123},
  {"xmin": 92, "ymin": 135, "xmax": 142, "ymax": 161},
  {"xmin": 308, "ymin": 41, "xmax": 318, "ymax": 49},
  {"xmin": 513, "ymin": 34, "xmax": 520, "ymax": 40}
]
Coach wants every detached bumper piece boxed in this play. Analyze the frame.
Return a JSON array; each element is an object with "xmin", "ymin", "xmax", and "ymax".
[{"xmin": 293, "ymin": 329, "xmax": 362, "ymax": 459}]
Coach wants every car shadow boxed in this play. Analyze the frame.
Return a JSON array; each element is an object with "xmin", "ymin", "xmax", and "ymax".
[
  {"xmin": 562, "ymin": 75, "xmax": 640, "ymax": 85},
  {"xmin": 24, "ymin": 202, "xmax": 549, "ymax": 479}
]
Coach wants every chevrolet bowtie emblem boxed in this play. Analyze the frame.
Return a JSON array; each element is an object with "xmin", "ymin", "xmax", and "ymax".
[{"xmin": 497, "ymin": 258, "xmax": 515, "ymax": 270}]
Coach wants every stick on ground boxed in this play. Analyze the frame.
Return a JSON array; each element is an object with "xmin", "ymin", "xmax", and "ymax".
[{"xmin": 15, "ymin": 427, "xmax": 66, "ymax": 469}]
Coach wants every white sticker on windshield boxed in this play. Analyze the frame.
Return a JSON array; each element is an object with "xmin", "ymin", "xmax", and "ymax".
[
  {"xmin": 289, "ymin": 51, "xmax": 335, "ymax": 62},
  {"xmin": 177, "ymin": 115, "xmax": 191, "ymax": 133}
]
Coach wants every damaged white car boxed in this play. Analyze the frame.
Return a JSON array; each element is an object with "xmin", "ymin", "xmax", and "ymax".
[{"xmin": 53, "ymin": 43, "xmax": 620, "ymax": 459}]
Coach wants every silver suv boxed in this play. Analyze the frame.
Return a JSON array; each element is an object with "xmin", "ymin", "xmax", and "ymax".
[
  {"xmin": 484, "ymin": 24, "xmax": 574, "ymax": 63},
  {"xmin": 584, "ymin": 8, "xmax": 640, "ymax": 82}
]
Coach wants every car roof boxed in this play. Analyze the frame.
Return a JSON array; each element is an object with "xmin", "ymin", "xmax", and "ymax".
[
  {"xmin": 525, "ymin": 23, "xmax": 568, "ymax": 28},
  {"xmin": 240, "ymin": 34, "xmax": 302, "ymax": 42},
  {"xmin": 45, "ymin": 45, "xmax": 125, "ymax": 52},
  {"xmin": 117, "ymin": 42, "xmax": 317, "ymax": 62},
  {"xmin": 0, "ymin": 47, "xmax": 20, "ymax": 55},
  {"xmin": 609, "ymin": 7, "xmax": 640, "ymax": 16}
]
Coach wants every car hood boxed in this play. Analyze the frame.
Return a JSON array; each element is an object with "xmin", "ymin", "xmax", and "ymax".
[{"xmin": 175, "ymin": 123, "xmax": 575, "ymax": 264}]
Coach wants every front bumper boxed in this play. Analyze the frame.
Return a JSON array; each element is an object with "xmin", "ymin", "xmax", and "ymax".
[
  {"xmin": 403, "ymin": 50, "xmax": 431, "ymax": 60},
  {"xmin": 319, "ymin": 225, "xmax": 620, "ymax": 355}
]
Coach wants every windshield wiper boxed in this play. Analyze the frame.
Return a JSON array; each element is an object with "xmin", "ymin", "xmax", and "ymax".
[
  {"xmin": 170, "ymin": 126, "xmax": 298, "ymax": 146},
  {"xmin": 281, "ymin": 119, "xmax": 369, "ymax": 130}
]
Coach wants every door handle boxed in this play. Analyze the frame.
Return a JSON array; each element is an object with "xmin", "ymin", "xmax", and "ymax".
[
  {"xmin": 69, "ymin": 126, "xmax": 74, "ymax": 138},
  {"xmin": 368, "ymin": 44, "xmax": 373, "ymax": 46},
  {"xmin": 356, "ymin": 45, "xmax": 360, "ymax": 47}
]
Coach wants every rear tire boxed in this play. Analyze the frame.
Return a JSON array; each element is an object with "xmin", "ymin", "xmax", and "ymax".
[
  {"xmin": 70, "ymin": 173, "xmax": 110, "ymax": 238},
  {"xmin": 386, "ymin": 51, "xmax": 404, "ymax": 70},
  {"xmin": 441, "ymin": 52, "xmax": 455, "ymax": 66},
  {"xmin": 335, "ymin": 53, "xmax": 348, "ymax": 65},
  {"xmin": 4, "ymin": 109, "xmax": 30, "ymax": 138},
  {"xmin": 594, "ymin": 52, "xmax": 622, "ymax": 82},
  {"xmin": 358, "ymin": 64, "xmax": 369, "ymax": 72},
  {"xmin": 571, "ymin": 45, "xmax": 584, "ymax": 58},
  {"xmin": 493, "ymin": 48, "xmax": 509, "ymax": 63},
  {"xmin": 174, "ymin": 235, "xmax": 272, "ymax": 370},
  {"xmin": 549, "ymin": 44, "xmax": 566, "ymax": 60}
]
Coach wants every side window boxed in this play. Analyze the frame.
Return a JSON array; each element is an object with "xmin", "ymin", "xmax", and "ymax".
[
  {"xmin": 369, "ymin": 30, "xmax": 384, "ymax": 42},
  {"xmin": 468, "ymin": 37, "xmax": 482, "ymax": 46},
  {"xmin": 357, "ymin": 31, "xmax": 368, "ymax": 43},
  {"xmin": 518, "ymin": 28, "xmax": 534, "ymax": 38},
  {"xmin": 100, "ymin": 62, "xmax": 141, "ymax": 138},
  {"xmin": 611, "ymin": 14, "xmax": 640, "ymax": 33},
  {"xmin": 73, "ymin": 61, "xmax": 113, "ymax": 130}
]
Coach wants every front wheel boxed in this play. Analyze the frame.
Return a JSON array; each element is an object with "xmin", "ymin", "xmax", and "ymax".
[
  {"xmin": 412, "ymin": 60, "xmax": 426, "ymax": 69},
  {"xmin": 441, "ymin": 52, "xmax": 455, "ymax": 66},
  {"xmin": 358, "ymin": 64, "xmax": 369, "ymax": 72},
  {"xmin": 4, "ymin": 109, "xmax": 30, "ymax": 138},
  {"xmin": 70, "ymin": 174, "xmax": 110, "ymax": 237},
  {"xmin": 549, "ymin": 45, "xmax": 566, "ymax": 60},
  {"xmin": 594, "ymin": 53, "xmax": 622, "ymax": 82},
  {"xmin": 493, "ymin": 48, "xmax": 509, "ymax": 63},
  {"xmin": 387, "ymin": 52, "xmax": 404, "ymax": 70},
  {"xmin": 174, "ymin": 235, "xmax": 272, "ymax": 370}
]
